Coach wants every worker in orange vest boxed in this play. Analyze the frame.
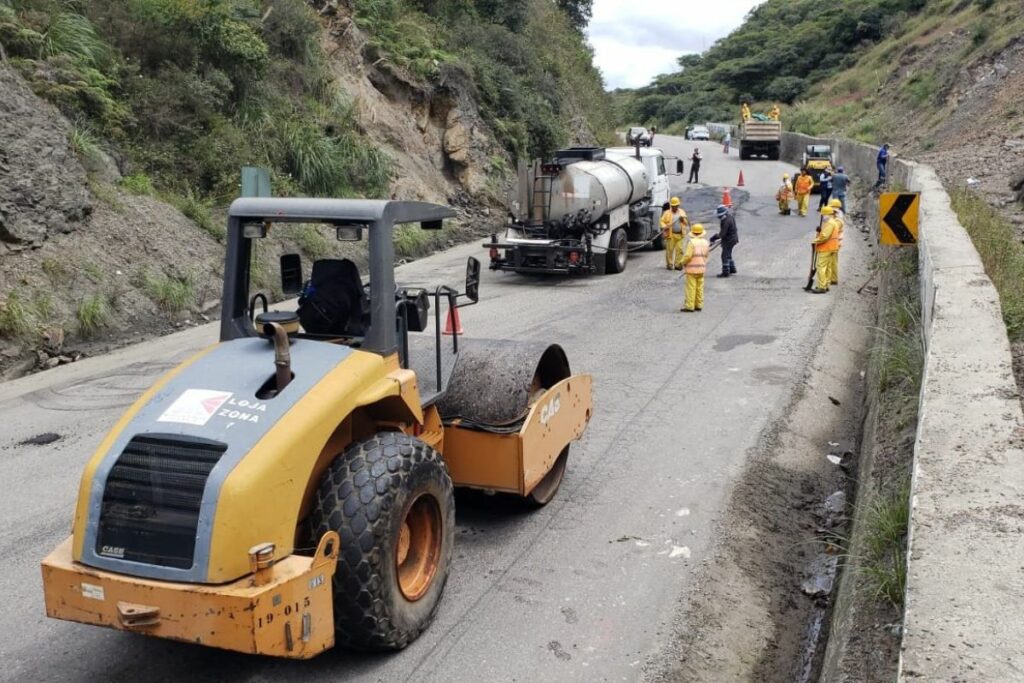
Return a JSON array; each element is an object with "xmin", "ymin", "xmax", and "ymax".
[
  {"xmin": 794, "ymin": 169, "xmax": 814, "ymax": 217},
  {"xmin": 828, "ymin": 198, "xmax": 845, "ymax": 284},
  {"xmin": 810, "ymin": 207, "xmax": 841, "ymax": 293},
  {"xmin": 776, "ymin": 173, "xmax": 794, "ymax": 215},
  {"xmin": 660, "ymin": 197, "xmax": 689, "ymax": 270},
  {"xmin": 680, "ymin": 223, "xmax": 710, "ymax": 312}
]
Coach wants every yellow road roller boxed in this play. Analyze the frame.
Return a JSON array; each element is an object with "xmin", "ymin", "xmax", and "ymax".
[{"xmin": 41, "ymin": 198, "xmax": 592, "ymax": 658}]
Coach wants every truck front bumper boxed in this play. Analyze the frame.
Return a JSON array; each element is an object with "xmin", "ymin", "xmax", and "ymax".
[{"xmin": 41, "ymin": 533, "xmax": 340, "ymax": 659}]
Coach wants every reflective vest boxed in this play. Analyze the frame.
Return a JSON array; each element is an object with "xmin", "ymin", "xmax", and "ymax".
[
  {"xmin": 814, "ymin": 219, "xmax": 840, "ymax": 253},
  {"xmin": 661, "ymin": 209, "xmax": 687, "ymax": 234},
  {"xmin": 684, "ymin": 237, "xmax": 709, "ymax": 274},
  {"xmin": 834, "ymin": 212, "xmax": 846, "ymax": 245},
  {"xmin": 795, "ymin": 175, "xmax": 813, "ymax": 195},
  {"xmin": 777, "ymin": 182, "xmax": 793, "ymax": 201}
]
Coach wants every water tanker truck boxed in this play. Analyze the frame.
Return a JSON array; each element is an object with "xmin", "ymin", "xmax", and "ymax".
[{"xmin": 485, "ymin": 146, "xmax": 675, "ymax": 275}]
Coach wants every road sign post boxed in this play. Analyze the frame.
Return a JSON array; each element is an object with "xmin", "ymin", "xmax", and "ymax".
[{"xmin": 879, "ymin": 192, "xmax": 920, "ymax": 246}]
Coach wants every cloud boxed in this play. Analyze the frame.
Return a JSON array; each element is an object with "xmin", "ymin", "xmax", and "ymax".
[{"xmin": 587, "ymin": 0, "xmax": 765, "ymax": 89}]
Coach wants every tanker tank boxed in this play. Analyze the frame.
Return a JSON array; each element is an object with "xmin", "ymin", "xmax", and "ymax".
[{"xmin": 542, "ymin": 154, "xmax": 650, "ymax": 227}]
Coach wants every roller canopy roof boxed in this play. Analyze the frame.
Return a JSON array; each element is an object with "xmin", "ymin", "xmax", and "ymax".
[{"xmin": 228, "ymin": 198, "xmax": 456, "ymax": 225}]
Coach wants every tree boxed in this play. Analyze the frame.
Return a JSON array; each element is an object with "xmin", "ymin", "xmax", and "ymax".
[{"xmin": 556, "ymin": 0, "xmax": 592, "ymax": 32}]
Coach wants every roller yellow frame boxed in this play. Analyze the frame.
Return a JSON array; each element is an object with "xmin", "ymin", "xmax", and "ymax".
[{"xmin": 41, "ymin": 198, "xmax": 593, "ymax": 659}]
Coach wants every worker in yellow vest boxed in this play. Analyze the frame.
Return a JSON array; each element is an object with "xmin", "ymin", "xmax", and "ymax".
[
  {"xmin": 776, "ymin": 173, "xmax": 794, "ymax": 215},
  {"xmin": 660, "ymin": 197, "xmax": 689, "ymax": 270},
  {"xmin": 794, "ymin": 169, "xmax": 814, "ymax": 216},
  {"xmin": 741, "ymin": 102, "xmax": 752, "ymax": 121},
  {"xmin": 828, "ymin": 198, "xmax": 845, "ymax": 284},
  {"xmin": 680, "ymin": 223, "xmax": 710, "ymax": 312},
  {"xmin": 769, "ymin": 104, "xmax": 781, "ymax": 121},
  {"xmin": 811, "ymin": 207, "xmax": 841, "ymax": 293}
]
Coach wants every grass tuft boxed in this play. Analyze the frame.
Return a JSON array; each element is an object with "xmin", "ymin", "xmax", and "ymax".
[
  {"xmin": 120, "ymin": 173, "xmax": 154, "ymax": 196},
  {"xmin": 76, "ymin": 293, "xmax": 110, "ymax": 337},
  {"xmin": 860, "ymin": 479, "xmax": 911, "ymax": 607},
  {"xmin": 951, "ymin": 188, "xmax": 1024, "ymax": 341},
  {"xmin": 142, "ymin": 272, "xmax": 196, "ymax": 313},
  {"xmin": 0, "ymin": 290, "xmax": 36, "ymax": 339}
]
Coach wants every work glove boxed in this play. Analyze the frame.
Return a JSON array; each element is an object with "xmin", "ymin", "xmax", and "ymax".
[{"xmin": 709, "ymin": 234, "xmax": 720, "ymax": 243}]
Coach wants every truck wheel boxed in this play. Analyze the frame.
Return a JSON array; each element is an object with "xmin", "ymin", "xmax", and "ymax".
[
  {"xmin": 739, "ymin": 146, "xmax": 749, "ymax": 161},
  {"xmin": 606, "ymin": 229, "xmax": 628, "ymax": 274},
  {"xmin": 309, "ymin": 432, "xmax": 455, "ymax": 651}
]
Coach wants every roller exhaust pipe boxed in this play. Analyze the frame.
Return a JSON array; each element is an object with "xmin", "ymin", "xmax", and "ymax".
[{"xmin": 267, "ymin": 322, "xmax": 292, "ymax": 393}]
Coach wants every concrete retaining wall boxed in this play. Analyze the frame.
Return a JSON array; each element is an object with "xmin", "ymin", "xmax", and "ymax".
[{"xmin": 782, "ymin": 132, "xmax": 1024, "ymax": 680}]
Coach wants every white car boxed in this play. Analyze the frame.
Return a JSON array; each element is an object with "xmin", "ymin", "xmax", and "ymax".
[
  {"xmin": 626, "ymin": 126, "xmax": 652, "ymax": 147},
  {"xmin": 688, "ymin": 125, "xmax": 710, "ymax": 141}
]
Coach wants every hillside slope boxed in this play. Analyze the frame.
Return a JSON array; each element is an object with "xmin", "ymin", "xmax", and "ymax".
[{"xmin": 0, "ymin": 0, "xmax": 610, "ymax": 377}]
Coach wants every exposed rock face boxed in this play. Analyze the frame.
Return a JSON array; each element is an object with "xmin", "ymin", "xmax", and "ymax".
[{"xmin": 0, "ymin": 64, "xmax": 92, "ymax": 248}]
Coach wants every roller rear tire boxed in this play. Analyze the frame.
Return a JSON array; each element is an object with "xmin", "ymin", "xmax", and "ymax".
[{"xmin": 309, "ymin": 432, "xmax": 455, "ymax": 651}]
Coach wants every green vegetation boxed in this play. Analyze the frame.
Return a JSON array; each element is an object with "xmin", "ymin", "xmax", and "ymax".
[
  {"xmin": 169, "ymin": 187, "xmax": 224, "ymax": 240},
  {"xmin": 0, "ymin": 290, "xmax": 36, "ymax": 339},
  {"xmin": 354, "ymin": 0, "xmax": 611, "ymax": 158},
  {"xmin": 1, "ymin": 0, "xmax": 392, "ymax": 210},
  {"xmin": 952, "ymin": 189, "xmax": 1024, "ymax": 341},
  {"xmin": 142, "ymin": 271, "xmax": 196, "ymax": 313},
  {"xmin": 615, "ymin": 0, "xmax": 1023, "ymax": 136},
  {"xmin": 860, "ymin": 478, "xmax": 911, "ymax": 606},
  {"xmin": 120, "ymin": 173, "xmax": 154, "ymax": 196},
  {"xmin": 2, "ymin": 0, "xmax": 608, "ymax": 240},
  {"xmin": 76, "ymin": 293, "xmax": 110, "ymax": 337},
  {"xmin": 860, "ymin": 249, "xmax": 922, "ymax": 607}
]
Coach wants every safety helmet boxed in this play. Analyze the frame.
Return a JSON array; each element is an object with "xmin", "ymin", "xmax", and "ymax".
[
  {"xmin": 715, "ymin": 204, "xmax": 729, "ymax": 218},
  {"xmin": 670, "ymin": 197, "xmax": 681, "ymax": 207},
  {"xmin": 783, "ymin": 173, "xmax": 790, "ymax": 179},
  {"xmin": 821, "ymin": 207, "xmax": 835, "ymax": 216},
  {"xmin": 828, "ymin": 198, "xmax": 842, "ymax": 208},
  {"xmin": 691, "ymin": 223, "xmax": 705, "ymax": 235}
]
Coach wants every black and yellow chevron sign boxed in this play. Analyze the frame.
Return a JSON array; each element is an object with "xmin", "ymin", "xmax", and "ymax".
[{"xmin": 879, "ymin": 192, "xmax": 920, "ymax": 246}]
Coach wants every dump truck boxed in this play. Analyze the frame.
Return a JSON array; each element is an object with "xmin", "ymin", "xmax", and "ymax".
[
  {"xmin": 739, "ymin": 119, "xmax": 782, "ymax": 160},
  {"xmin": 485, "ymin": 145, "xmax": 677, "ymax": 275},
  {"xmin": 801, "ymin": 143, "xmax": 835, "ymax": 192},
  {"xmin": 41, "ymin": 198, "xmax": 593, "ymax": 658}
]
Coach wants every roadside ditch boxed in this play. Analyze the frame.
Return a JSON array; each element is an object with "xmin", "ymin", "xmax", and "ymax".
[{"xmin": 645, "ymin": 190, "xmax": 922, "ymax": 681}]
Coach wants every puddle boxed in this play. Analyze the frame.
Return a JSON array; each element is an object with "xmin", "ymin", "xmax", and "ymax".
[{"xmin": 713, "ymin": 334, "xmax": 777, "ymax": 352}]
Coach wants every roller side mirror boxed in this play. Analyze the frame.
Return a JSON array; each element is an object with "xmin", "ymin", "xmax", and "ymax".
[{"xmin": 465, "ymin": 257, "xmax": 481, "ymax": 303}]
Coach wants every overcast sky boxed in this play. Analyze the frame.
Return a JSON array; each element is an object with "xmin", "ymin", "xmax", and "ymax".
[{"xmin": 587, "ymin": 0, "xmax": 765, "ymax": 90}]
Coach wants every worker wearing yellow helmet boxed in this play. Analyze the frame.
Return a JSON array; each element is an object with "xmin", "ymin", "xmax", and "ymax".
[
  {"xmin": 680, "ymin": 223, "xmax": 710, "ymax": 312},
  {"xmin": 769, "ymin": 104, "xmax": 781, "ymax": 121},
  {"xmin": 776, "ymin": 173, "xmax": 794, "ymax": 215},
  {"xmin": 828, "ymin": 198, "xmax": 845, "ymax": 284},
  {"xmin": 660, "ymin": 197, "xmax": 689, "ymax": 271},
  {"xmin": 810, "ymin": 207, "xmax": 840, "ymax": 293}
]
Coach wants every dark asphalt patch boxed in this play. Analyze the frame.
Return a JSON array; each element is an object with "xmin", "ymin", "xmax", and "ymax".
[{"xmin": 18, "ymin": 432, "xmax": 61, "ymax": 446}]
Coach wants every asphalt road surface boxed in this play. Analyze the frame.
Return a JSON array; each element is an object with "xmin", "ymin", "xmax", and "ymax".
[{"xmin": 0, "ymin": 136, "xmax": 836, "ymax": 682}]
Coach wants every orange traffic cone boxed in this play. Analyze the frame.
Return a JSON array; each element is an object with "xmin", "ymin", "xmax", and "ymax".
[
  {"xmin": 737, "ymin": 170, "xmax": 745, "ymax": 187},
  {"xmin": 443, "ymin": 307, "xmax": 463, "ymax": 335},
  {"xmin": 722, "ymin": 188, "xmax": 733, "ymax": 207}
]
